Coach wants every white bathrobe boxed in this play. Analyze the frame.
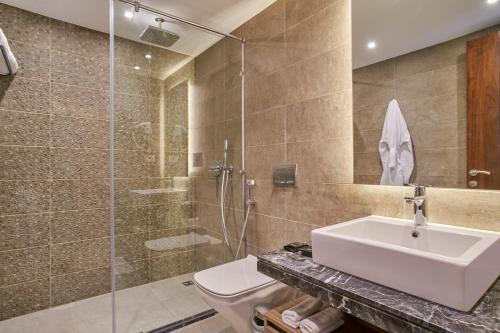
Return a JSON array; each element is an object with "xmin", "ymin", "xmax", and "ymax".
[
  {"xmin": 0, "ymin": 28, "xmax": 19, "ymax": 75},
  {"xmin": 379, "ymin": 99, "xmax": 414, "ymax": 186}
]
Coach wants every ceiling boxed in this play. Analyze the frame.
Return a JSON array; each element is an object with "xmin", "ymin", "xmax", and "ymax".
[
  {"xmin": 4, "ymin": 0, "xmax": 500, "ymax": 69},
  {"xmin": 2, "ymin": 0, "xmax": 276, "ymax": 56},
  {"xmin": 353, "ymin": 0, "xmax": 500, "ymax": 68}
]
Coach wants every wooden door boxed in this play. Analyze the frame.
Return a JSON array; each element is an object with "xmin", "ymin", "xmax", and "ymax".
[{"xmin": 466, "ymin": 31, "xmax": 500, "ymax": 190}]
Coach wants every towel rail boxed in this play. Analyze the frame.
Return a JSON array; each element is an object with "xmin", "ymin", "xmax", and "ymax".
[{"xmin": 0, "ymin": 45, "xmax": 14, "ymax": 75}]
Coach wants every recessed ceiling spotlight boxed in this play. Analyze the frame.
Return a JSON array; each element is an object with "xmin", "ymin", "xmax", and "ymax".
[
  {"xmin": 124, "ymin": 11, "xmax": 134, "ymax": 19},
  {"xmin": 134, "ymin": 65, "xmax": 140, "ymax": 70},
  {"xmin": 367, "ymin": 41, "xmax": 377, "ymax": 49},
  {"xmin": 145, "ymin": 54, "xmax": 152, "ymax": 59},
  {"xmin": 487, "ymin": 0, "xmax": 498, "ymax": 4}
]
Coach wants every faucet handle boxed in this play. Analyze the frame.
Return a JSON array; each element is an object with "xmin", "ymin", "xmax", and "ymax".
[{"xmin": 406, "ymin": 184, "xmax": 428, "ymax": 196}]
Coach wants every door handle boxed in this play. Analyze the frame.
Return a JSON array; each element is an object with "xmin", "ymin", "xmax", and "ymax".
[{"xmin": 469, "ymin": 169, "xmax": 491, "ymax": 177}]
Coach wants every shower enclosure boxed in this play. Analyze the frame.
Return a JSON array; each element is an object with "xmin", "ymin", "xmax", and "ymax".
[
  {"xmin": 0, "ymin": 0, "xmax": 247, "ymax": 332},
  {"xmin": 110, "ymin": 0, "xmax": 247, "ymax": 332}
]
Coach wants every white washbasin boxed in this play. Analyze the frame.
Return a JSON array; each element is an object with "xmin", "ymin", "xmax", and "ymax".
[{"xmin": 311, "ymin": 216, "xmax": 500, "ymax": 311}]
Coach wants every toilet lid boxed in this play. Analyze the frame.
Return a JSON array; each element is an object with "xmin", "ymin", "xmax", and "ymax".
[{"xmin": 194, "ymin": 255, "xmax": 275, "ymax": 297}]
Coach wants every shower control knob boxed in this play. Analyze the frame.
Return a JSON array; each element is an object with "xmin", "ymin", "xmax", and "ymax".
[{"xmin": 468, "ymin": 180, "xmax": 478, "ymax": 188}]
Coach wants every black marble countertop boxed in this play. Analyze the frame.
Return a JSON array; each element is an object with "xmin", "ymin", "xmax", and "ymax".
[{"xmin": 257, "ymin": 250, "xmax": 500, "ymax": 333}]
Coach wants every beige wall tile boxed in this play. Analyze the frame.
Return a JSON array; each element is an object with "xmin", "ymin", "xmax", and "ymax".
[
  {"xmin": 245, "ymin": 144, "xmax": 286, "ymax": 181},
  {"xmin": 285, "ymin": 0, "xmax": 339, "ymax": 28},
  {"xmin": 115, "ymin": 205, "xmax": 150, "ymax": 236},
  {"xmin": 246, "ymin": 214, "xmax": 285, "ymax": 251},
  {"xmin": 285, "ymin": 220, "xmax": 313, "ymax": 244},
  {"xmin": 244, "ymin": 0, "xmax": 285, "ymax": 42},
  {"xmin": 0, "ymin": 76, "xmax": 50, "ymax": 113},
  {"xmin": 286, "ymin": 46, "xmax": 351, "ymax": 104},
  {"xmin": 246, "ymin": 70, "xmax": 287, "ymax": 113},
  {"xmin": 246, "ymin": 106, "xmax": 286, "ymax": 146},
  {"xmin": 150, "ymin": 250, "xmax": 195, "ymax": 281},
  {"xmin": 116, "ymin": 259, "xmax": 150, "ymax": 290},
  {"xmin": 246, "ymin": 33, "xmax": 286, "ymax": 77},
  {"xmin": 286, "ymin": 137, "xmax": 353, "ymax": 183},
  {"xmin": 51, "ymin": 148, "xmax": 108, "ymax": 179},
  {"xmin": 286, "ymin": 0, "xmax": 350, "ymax": 65},
  {"xmin": 286, "ymin": 92, "xmax": 352, "ymax": 143}
]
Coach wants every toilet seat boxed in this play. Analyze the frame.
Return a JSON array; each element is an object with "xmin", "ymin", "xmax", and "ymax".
[{"xmin": 194, "ymin": 255, "xmax": 276, "ymax": 299}]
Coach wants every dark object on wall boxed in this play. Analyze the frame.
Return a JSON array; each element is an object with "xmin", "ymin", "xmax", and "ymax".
[
  {"xmin": 284, "ymin": 242, "xmax": 308, "ymax": 253},
  {"xmin": 467, "ymin": 31, "xmax": 500, "ymax": 190},
  {"xmin": 273, "ymin": 164, "xmax": 297, "ymax": 187}
]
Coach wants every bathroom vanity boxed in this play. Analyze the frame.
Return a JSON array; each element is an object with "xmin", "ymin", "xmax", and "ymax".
[{"xmin": 257, "ymin": 250, "xmax": 500, "ymax": 333}]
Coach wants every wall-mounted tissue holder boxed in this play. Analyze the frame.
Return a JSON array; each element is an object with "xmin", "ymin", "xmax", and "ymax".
[{"xmin": 273, "ymin": 164, "xmax": 297, "ymax": 187}]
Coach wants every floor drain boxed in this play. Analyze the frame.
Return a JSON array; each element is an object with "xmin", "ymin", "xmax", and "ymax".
[{"xmin": 182, "ymin": 280, "xmax": 194, "ymax": 286}]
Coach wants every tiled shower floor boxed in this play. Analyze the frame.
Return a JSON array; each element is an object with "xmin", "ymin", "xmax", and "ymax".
[{"xmin": 0, "ymin": 273, "xmax": 227, "ymax": 333}]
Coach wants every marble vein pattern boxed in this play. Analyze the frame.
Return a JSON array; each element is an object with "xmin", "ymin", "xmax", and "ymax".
[{"xmin": 257, "ymin": 250, "xmax": 500, "ymax": 333}]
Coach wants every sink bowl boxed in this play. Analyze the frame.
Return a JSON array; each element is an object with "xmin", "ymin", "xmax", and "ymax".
[{"xmin": 311, "ymin": 216, "xmax": 500, "ymax": 311}]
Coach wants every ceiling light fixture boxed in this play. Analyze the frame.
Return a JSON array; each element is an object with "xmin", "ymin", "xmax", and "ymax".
[
  {"xmin": 487, "ymin": 0, "xmax": 498, "ymax": 4},
  {"xmin": 367, "ymin": 41, "xmax": 377, "ymax": 49},
  {"xmin": 145, "ymin": 54, "xmax": 152, "ymax": 59},
  {"xmin": 124, "ymin": 11, "xmax": 134, "ymax": 19}
]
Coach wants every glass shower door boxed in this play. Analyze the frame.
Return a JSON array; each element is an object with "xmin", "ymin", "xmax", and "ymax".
[{"xmin": 111, "ymin": 1, "xmax": 244, "ymax": 332}]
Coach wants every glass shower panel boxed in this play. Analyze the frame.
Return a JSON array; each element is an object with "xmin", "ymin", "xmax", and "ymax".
[{"xmin": 111, "ymin": 1, "xmax": 243, "ymax": 332}]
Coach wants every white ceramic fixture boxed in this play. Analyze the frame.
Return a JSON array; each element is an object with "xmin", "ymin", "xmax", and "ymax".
[
  {"xmin": 194, "ymin": 255, "xmax": 299, "ymax": 333},
  {"xmin": 311, "ymin": 216, "xmax": 500, "ymax": 311}
]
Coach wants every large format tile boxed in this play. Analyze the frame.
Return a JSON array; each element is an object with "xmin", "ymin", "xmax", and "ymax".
[
  {"xmin": 0, "ymin": 3, "xmax": 50, "ymax": 49},
  {"xmin": 0, "ymin": 147, "xmax": 50, "ymax": 180},
  {"xmin": 51, "ymin": 50, "xmax": 109, "ymax": 90},
  {"xmin": 0, "ymin": 111, "xmax": 50, "ymax": 146},
  {"xmin": 51, "ymin": 267, "xmax": 111, "ymax": 306},
  {"xmin": 0, "ymin": 213, "xmax": 50, "ymax": 251},
  {"xmin": 51, "ymin": 116, "xmax": 109, "ymax": 149},
  {"xmin": 51, "ymin": 209, "xmax": 109, "ymax": 244},
  {"xmin": 50, "ymin": 19, "xmax": 108, "ymax": 60},
  {"xmin": 0, "ymin": 246, "xmax": 50, "ymax": 286},
  {"xmin": 0, "ymin": 279, "xmax": 50, "ymax": 321},
  {"xmin": 51, "ymin": 84, "xmax": 109, "ymax": 119},
  {"xmin": 51, "ymin": 179, "xmax": 109, "ymax": 211},
  {"xmin": 51, "ymin": 148, "xmax": 108, "ymax": 179},
  {"xmin": 0, "ymin": 180, "xmax": 50, "ymax": 215},
  {"xmin": 286, "ymin": 0, "xmax": 350, "ymax": 65},
  {"xmin": 286, "ymin": 92, "xmax": 352, "ymax": 143},
  {"xmin": 9, "ymin": 41, "xmax": 50, "ymax": 81},
  {"xmin": 246, "ymin": 106, "xmax": 285, "ymax": 147},
  {"xmin": 0, "ymin": 77, "xmax": 49, "ymax": 113},
  {"xmin": 51, "ymin": 238, "xmax": 110, "ymax": 275}
]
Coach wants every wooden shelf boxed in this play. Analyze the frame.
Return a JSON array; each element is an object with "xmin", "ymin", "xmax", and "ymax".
[{"xmin": 262, "ymin": 295, "xmax": 387, "ymax": 333}]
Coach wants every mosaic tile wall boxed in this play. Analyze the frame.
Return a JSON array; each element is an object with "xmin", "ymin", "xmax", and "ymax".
[{"xmin": 0, "ymin": 3, "xmax": 195, "ymax": 320}]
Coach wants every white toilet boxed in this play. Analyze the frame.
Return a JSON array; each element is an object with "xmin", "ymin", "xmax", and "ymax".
[{"xmin": 194, "ymin": 255, "xmax": 298, "ymax": 333}]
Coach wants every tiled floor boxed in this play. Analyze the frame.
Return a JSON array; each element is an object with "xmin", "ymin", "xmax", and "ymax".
[{"xmin": 0, "ymin": 273, "xmax": 215, "ymax": 333}]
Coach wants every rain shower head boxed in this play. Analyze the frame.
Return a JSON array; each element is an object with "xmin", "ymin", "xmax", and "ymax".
[{"xmin": 140, "ymin": 17, "xmax": 179, "ymax": 48}]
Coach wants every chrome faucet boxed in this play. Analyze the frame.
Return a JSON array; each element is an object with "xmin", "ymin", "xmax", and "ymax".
[{"xmin": 404, "ymin": 184, "xmax": 428, "ymax": 227}]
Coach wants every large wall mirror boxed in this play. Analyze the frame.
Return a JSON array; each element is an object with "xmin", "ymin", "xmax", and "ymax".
[{"xmin": 352, "ymin": 0, "xmax": 500, "ymax": 190}]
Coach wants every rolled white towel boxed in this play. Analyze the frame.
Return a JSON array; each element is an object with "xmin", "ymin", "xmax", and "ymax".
[
  {"xmin": 0, "ymin": 28, "xmax": 19, "ymax": 75},
  {"xmin": 299, "ymin": 307, "xmax": 344, "ymax": 333},
  {"xmin": 281, "ymin": 297, "xmax": 323, "ymax": 328}
]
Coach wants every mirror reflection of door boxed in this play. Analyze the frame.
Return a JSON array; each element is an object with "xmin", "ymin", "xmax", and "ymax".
[{"xmin": 467, "ymin": 32, "xmax": 500, "ymax": 190}]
